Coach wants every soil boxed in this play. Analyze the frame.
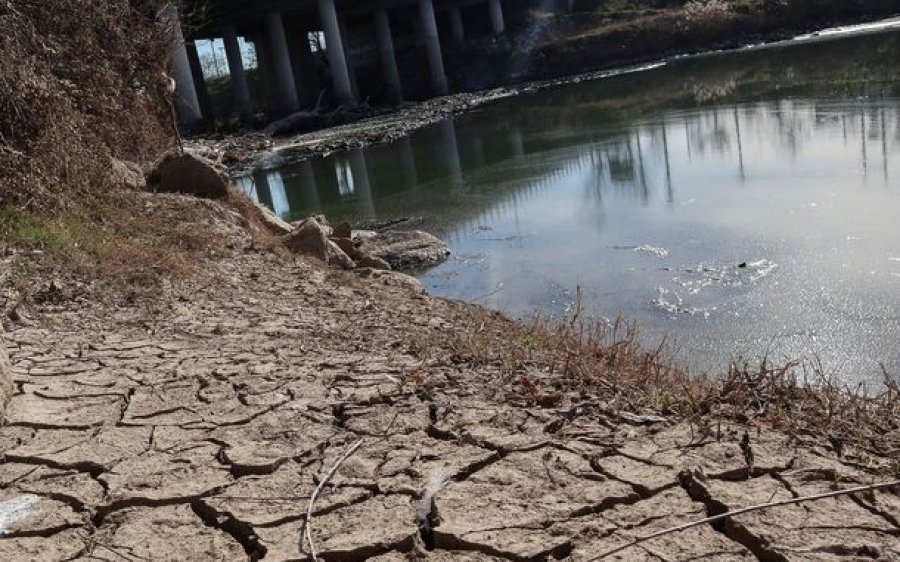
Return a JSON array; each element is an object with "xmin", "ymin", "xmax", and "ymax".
[{"xmin": 2, "ymin": 194, "xmax": 899, "ymax": 561}]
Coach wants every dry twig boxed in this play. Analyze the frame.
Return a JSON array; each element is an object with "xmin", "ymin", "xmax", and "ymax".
[
  {"xmin": 592, "ymin": 479, "xmax": 900, "ymax": 560},
  {"xmin": 301, "ymin": 439, "xmax": 364, "ymax": 561}
]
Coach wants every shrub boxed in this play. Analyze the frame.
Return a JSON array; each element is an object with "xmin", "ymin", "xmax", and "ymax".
[{"xmin": 0, "ymin": 0, "xmax": 173, "ymax": 213}]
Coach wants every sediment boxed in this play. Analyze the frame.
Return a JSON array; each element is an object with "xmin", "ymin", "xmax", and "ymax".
[{"xmin": 1, "ymin": 194, "xmax": 898, "ymax": 561}]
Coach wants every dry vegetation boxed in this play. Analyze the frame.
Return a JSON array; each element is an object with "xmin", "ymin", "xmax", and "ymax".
[
  {"xmin": 413, "ymin": 292, "xmax": 900, "ymax": 471},
  {"xmin": 0, "ymin": 0, "xmax": 224, "ymax": 291}
]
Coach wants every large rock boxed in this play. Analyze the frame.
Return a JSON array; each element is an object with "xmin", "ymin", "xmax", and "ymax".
[
  {"xmin": 0, "ymin": 325, "xmax": 12, "ymax": 423},
  {"xmin": 283, "ymin": 217, "xmax": 329, "ymax": 258},
  {"xmin": 147, "ymin": 149, "xmax": 229, "ymax": 199},
  {"xmin": 353, "ymin": 230, "xmax": 450, "ymax": 271},
  {"xmin": 284, "ymin": 217, "xmax": 356, "ymax": 269}
]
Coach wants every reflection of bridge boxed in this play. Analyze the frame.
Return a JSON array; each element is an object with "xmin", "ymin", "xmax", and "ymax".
[{"xmin": 165, "ymin": 0, "xmax": 574, "ymax": 126}]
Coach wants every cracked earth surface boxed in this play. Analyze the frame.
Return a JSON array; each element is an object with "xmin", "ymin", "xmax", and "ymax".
[{"xmin": 2, "ymin": 197, "xmax": 899, "ymax": 561}]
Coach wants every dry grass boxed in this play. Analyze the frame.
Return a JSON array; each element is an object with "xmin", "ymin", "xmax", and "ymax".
[{"xmin": 414, "ymin": 290, "xmax": 900, "ymax": 467}]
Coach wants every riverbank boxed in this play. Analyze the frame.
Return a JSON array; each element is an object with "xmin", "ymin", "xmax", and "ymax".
[
  {"xmin": 2, "ymin": 190, "xmax": 900, "ymax": 560},
  {"xmin": 190, "ymin": 14, "xmax": 900, "ymax": 177}
]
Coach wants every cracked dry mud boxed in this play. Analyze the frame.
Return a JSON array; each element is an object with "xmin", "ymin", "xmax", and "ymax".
[{"xmin": 2, "ymin": 197, "xmax": 900, "ymax": 561}]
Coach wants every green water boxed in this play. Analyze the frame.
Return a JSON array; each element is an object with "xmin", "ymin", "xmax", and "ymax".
[{"xmin": 242, "ymin": 26, "xmax": 900, "ymax": 380}]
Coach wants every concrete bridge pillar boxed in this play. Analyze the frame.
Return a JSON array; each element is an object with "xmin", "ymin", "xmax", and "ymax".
[
  {"xmin": 374, "ymin": 9, "xmax": 402, "ymax": 104},
  {"xmin": 162, "ymin": 4, "xmax": 203, "ymax": 126},
  {"xmin": 185, "ymin": 41, "xmax": 212, "ymax": 120},
  {"xmin": 317, "ymin": 0, "xmax": 355, "ymax": 105},
  {"xmin": 287, "ymin": 29, "xmax": 322, "ymax": 107},
  {"xmin": 449, "ymin": 7, "xmax": 465, "ymax": 44},
  {"xmin": 338, "ymin": 17, "xmax": 360, "ymax": 98},
  {"xmin": 222, "ymin": 25, "xmax": 254, "ymax": 118},
  {"xmin": 488, "ymin": 0, "xmax": 505, "ymax": 35},
  {"xmin": 265, "ymin": 12, "xmax": 300, "ymax": 114},
  {"xmin": 418, "ymin": 0, "xmax": 448, "ymax": 96}
]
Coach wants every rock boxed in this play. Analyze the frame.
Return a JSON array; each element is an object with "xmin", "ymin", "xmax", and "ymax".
[
  {"xmin": 356, "ymin": 268, "xmax": 424, "ymax": 294},
  {"xmin": 325, "ymin": 241, "xmax": 356, "ymax": 270},
  {"xmin": 284, "ymin": 218, "xmax": 357, "ymax": 270},
  {"xmin": 109, "ymin": 157, "xmax": 145, "ymax": 189},
  {"xmin": 333, "ymin": 221, "xmax": 353, "ymax": 239},
  {"xmin": 283, "ymin": 217, "xmax": 329, "ymax": 259},
  {"xmin": 330, "ymin": 237, "xmax": 359, "ymax": 259},
  {"xmin": 0, "ymin": 324, "xmax": 12, "ymax": 422},
  {"xmin": 356, "ymin": 253, "xmax": 391, "ymax": 271},
  {"xmin": 147, "ymin": 149, "xmax": 229, "ymax": 199},
  {"xmin": 254, "ymin": 202, "xmax": 292, "ymax": 236},
  {"xmin": 353, "ymin": 230, "xmax": 450, "ymax": 271}
]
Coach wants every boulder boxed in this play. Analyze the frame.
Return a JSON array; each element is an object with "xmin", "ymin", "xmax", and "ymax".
[
  {"xmin": 0, "ymin": 325, "xmax": 12, "ymax": 423},
  {"xmin": 356, "ymin": 268, "xmax": 424, "ymax": 294},
  {"xmin": 333, "ymin": 221, "xmax": 353, "ymax": 239},
  {"xmin": 284, "ymin": 217, "xmax": 357, "ymax": 269},
  {"xmin": 325, "ymin": 241, "xmax": 357, "ymax": 270},
  {"xmin": 330, "ymin": 237, "xmax": 359, "ymax": 259},
  {"xmin": 254, "ymin": 202, "xmax": 293, "ymax": 236},
  {"xmin": 356, "ymin": 253, "xmax": 391, "ymax": 271},
  {"xmin": 353, "ymin": 230, "xmax": 450, "ymax": 271},
  {"xmin": 147, "ymin": 149, "xmax": 229, "ymax": 199},
  {"xmin": 283, "ymin": 217, "xmax": 329, "ymax": 259}
]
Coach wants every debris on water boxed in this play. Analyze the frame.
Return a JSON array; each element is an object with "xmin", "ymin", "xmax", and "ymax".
[
  {"xmin": 738, "ymin": 262, "xmax": 748, "ymax": 268},
  {"xmin": 611, "ymin": 244, "xmax": 669, "ymax": 258}
]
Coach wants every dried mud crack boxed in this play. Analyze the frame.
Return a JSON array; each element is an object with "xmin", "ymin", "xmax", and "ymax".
[{"xmin": 2, "ymin": 195, "xmax": 900, "ymax": 561}]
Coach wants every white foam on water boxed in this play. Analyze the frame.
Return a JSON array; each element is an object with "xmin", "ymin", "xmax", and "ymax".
[
  {"xmin": 0, "ymin": 495, "xmax": 39, "ymax": 535},
  {"xmin": 634, "ymin": 245, "xmax": 669, "ymax": 258}
]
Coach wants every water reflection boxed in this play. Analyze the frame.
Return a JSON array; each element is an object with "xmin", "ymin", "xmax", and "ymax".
[{"xmin": 240, "ymin": 29, "xmax": 900, "ymax": 381}]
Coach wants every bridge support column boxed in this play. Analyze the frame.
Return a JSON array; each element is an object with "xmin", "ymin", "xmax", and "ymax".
[
  {"xmin": 418, "ymin": 0, "xmax": 448, "ymax": 96},
  {"xmin": 317, "ymin": 0, "xmax": 355, "ymax": 105},
  {"xmin": 222, "ymin": 25, "xmax": 254, "ymax": 118},
  {"xmin": 265, "ymin": 12, "xmax": 300, "ymax": 114},
  {"xmin": 449, "ymin": 7, "xmax": 465, "ymax": 44},
  {"xmin": 288, "ymin": 29, "xmax": 321, "ymax": 107},
  {"xmin": 185, "ymin": 41, "xmax": 211, "ymax": 120},
  {"xmin": 375, "ymin": 9, "xmax": 402, "ymax": 104},
  {"xmin": 488, "ymin": 0, "xmax": 505, "ymax": 35},
  {"xmin": 162, "ymin": 4, "xmax": 203, "ymax": 126}
]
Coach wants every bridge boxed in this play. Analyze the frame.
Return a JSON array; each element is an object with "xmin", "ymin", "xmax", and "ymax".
[{"xmin": 165, "ymin": 0, "xmax": 574, "ymax": 126}]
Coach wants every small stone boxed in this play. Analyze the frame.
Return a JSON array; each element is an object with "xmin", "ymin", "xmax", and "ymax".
[
  {"xmin": 356, "ymin": 253, "xmax": 391, "ymax": 271},
  {"xmin": 333, "ymin": 221, "xmax": 353, "ymax": 239},
  {"xmin": 283, "ymin": 217, "xmax": 329, "ymax": 260}
]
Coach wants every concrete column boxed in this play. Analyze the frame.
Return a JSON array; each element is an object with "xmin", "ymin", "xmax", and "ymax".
[
  {"xmin": 265, "ymin": 12, "xmax": 300, "ymax": 113},
  {"xmin": 418, "ymin": 0, "xmax": 448, "ymax": 96},
  {"xmin": 253, "ymin": 35, "xmax": 277, "ymax": 111},
  {"xmin": 222, "ymin": 25, "xmax": 253, "ymax": 118},
  {"xmin": 449, "ymin": 8, "xmax": 465, "ymax": 44},
  {"xmin": 338, "ymin": 17, "xmax": 360, "ymax": 98},
  {"xmin": 288, "ymin": 29, "xmax": 321, "ymax": 107},
  {"xmin": 162, "ymin": 4, "xmax": 203, "ymax": 126},
  {"xmin": 375, "ymin": 9, "xmax": 402, "ymax": 104},
  {"xmin": 185, "ymin": 41, "xmax": 211, "ymax": 120},
  {"xmin": 317, "ymin": 0, "xmax": 355, "ymax": 105},
  {"xmin": 488, "ymin": 0, "xmax": 505, "ymax": 35}
]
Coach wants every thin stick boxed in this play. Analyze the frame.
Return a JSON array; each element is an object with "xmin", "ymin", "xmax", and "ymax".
[
  {"xmin": 301, "ymin": 439, "xmax": 364, "ymax": 561},
  {"xmin": 591, "ymin": 478, "xmax": 900, "ymax": 560}
]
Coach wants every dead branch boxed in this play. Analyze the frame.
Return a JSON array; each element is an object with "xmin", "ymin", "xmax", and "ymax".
[
  {"xmin": 301, "ymin": 438, "xmax": 364, "ymax": 561},
  {"xmin": 591, "ymin": 478, "xmax": 900, "ymax": 560}
]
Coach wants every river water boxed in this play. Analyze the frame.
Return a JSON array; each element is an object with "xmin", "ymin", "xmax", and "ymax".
[{"xmin": 242, "ymin": 28, "xmax": 900, "ymax": 381}]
